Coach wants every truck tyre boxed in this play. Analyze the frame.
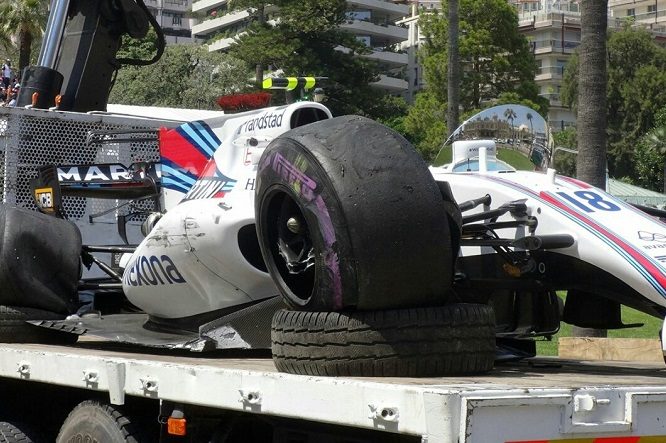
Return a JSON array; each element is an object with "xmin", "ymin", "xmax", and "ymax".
[
  {"xmin": 0, "ymin": 306, "xmax": 77, "ymax": 344},
  {"xmin": 0, "ymin": 422, "xmax": 42, "ymax": 443},
  {"xmin": 271, "ymin": 304, "xmax": 495, "ymax": 377},
  {"xmin": 56, "ymin": 401, "xmax": 142, "ymax": 443},
  {"xmin": 256, "ymin": 115, "xmax": 456, "ymax": 311}
]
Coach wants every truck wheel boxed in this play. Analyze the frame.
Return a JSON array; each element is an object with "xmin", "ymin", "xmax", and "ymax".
[
  {"xmin": 0, "ymin": 306, "xmax": 77, "ymax": 344},
  {"xmin": 271, "ymin": 304, "xmax": 496, "ymax": 377},
  {"xmin": 56, "ymin": 401, "xmax": 142, "ymax": 443},
  {"xmin": 0, "ymin": 421, "xmax": 42, "ymax": 443},
  {"xmin": 256, "ymin": 115, "xmax": 456, "ymax": 311}
]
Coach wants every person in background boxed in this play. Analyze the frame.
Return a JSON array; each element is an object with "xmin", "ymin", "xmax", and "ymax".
[
  {"xmin": 2, "ymin": 60, "xmax": 11, "ymax": 89},
  {"xmin": 7, "ymin": 84, "xmax": 19, "ymax": 107}
]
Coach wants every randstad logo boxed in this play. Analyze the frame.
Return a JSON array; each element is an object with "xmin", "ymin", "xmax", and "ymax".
[{"xmin": 238, "ymin": 111, "xmax": 285, "ymax": 133}]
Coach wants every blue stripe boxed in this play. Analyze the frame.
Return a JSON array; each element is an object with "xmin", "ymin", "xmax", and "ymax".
[
  {"xmin": 162, "ymin": 163, "xmax": 197, "ymax": 185},
  {"xmin": 179, "ymin": 125, "xmax": 215, "ymax": 157},
  {"xmin": 162, "ymin": 177, "xmax": 190, "ymax": 192},
  {"xmin": 192, "ymin": 121, "xmax": 221, "ymax": 151}
]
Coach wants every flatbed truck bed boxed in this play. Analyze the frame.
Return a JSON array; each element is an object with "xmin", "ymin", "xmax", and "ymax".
[{"xmin": 0, "ymin": 341, "xmax": 664, "ymax": 442}]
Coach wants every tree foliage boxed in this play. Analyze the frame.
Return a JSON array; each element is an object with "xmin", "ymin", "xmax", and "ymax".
[
  {"xmin": 109, "ymin": 40, "xmax": 251, "ymax": 110},
  {"xmin": 418, "ymin": 0, "xmax": 546, "ymax": 111},
  {"xmin": 561, "ymin": 26, "xmax": 666, "ymax": 179},
  {"xmin": 633, "ymin": 108, "xmax": 666, "ymax": 191},
  {"xmin": 552, "ymin": 127, "xmax": 577, "ymax": 178},
  {"xmin": 404, "ymin": 91, "xmax": 447, "ymax": 162},
  {"xmin": 0, "ymin": 0, "xmax": 47, "ymax": 71},
  {"xmin": 226, "ymin": 0, "xmax": 393, "ymax": 118},
  {"xmin": 404, "ymin": 0, "xmax": 546, "ymax": 159}
]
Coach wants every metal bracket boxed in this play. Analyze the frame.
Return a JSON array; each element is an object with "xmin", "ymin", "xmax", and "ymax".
[{"xmin": 368, "ymin": 404, "xmax": 399, "ymax": 422}]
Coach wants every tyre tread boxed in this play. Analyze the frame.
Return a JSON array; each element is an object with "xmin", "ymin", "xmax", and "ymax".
[
  {"xmin": 56, "ymin": 401, "xmax": 143, "ymax": 443},
  {"xmin": 0, "ymin": 422, "xmax": 32, "ymax": 443},
  {"xmin": 272, "ymin": 304, "xmax": 495, "ymax": 377}
]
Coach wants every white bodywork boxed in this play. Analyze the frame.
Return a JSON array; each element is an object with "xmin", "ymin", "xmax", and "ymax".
[
  {"xmin": 122, "ymin": 102, "xmax": 332, "ymax": 318},
  {"xmin": 431, "ymin": 142, "xmax": 666, "ymax": 311}
]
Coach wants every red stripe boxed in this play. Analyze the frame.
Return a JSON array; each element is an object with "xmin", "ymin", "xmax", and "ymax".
[
  {"xmin": 540, "ymin": 191, "xmax": 666, "ymax": 288},
  {"xmin": 594, "ymin": 438, "xmax": 641, "ymax": 443},
  {"xmin": 159, "ymin": 127, "xmax": 210, "ymax": 177},
  {"xmin": 558, "ymin": 176, "xmax": 592, "ymax": 189}
]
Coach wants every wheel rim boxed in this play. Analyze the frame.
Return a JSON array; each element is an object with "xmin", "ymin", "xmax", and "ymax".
[{"xmin": 263, "ymin": 188, "xmax": 316, "ymax": 306}]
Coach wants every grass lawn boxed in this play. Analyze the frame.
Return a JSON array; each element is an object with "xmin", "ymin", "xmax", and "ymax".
[
  {"xmin": 536, "ymin": 294, "xmax": 663, "ymax": 356},
  {"xmin": 496, "ymin": 149, "xmax": 535, "ymax": 170},
  {"xmin": 434, "ymin": 147, "xmax": 535, "ymax": 170}
]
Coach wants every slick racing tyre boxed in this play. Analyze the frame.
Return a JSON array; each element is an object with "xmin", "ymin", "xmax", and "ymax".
[
  {"xmin": 0, "ymin": 205, "xmax": 81, "ymax": 314},
  {"xmin": 0, "ymin": 305, "xmax": 77, "ymax": 344},
  {"xmin": 256, "ymin": 115, "xmax": 456, "ymax": 311},
  {"xmin": 56, "ymin": 401, "xmax": 145, "ymax": 443},
  {"xmin": 271, "ymin": 304, "xmax": 496, "ymax": 377}
]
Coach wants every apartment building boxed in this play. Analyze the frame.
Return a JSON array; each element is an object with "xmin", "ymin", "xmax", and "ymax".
[
  {"xmin": 144, "ymin": 0, "xmax": 196, "ymax": 44},
  {"xmin": 509, "ymin": 0, "xmax": 581, "ymax": 131},
  {"xmin": 189, "ymin": 0, "xmax": 411, "ymax": 95},
  {"xmin": 608, "ymin": 0, "xmax": 666, "ymax": 37}
]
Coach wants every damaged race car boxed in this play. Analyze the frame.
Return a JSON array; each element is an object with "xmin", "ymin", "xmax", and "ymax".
[{"xmin": 1, "ymin": 102, "xmax": 664, "ymax": 377}]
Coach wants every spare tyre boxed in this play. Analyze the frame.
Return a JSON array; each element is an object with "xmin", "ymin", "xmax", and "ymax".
[
  {"xmin": 271, "ymin": 304, "xmax": 496, "ymax": 377},
  {"xmin": 0, "ymin": 305, "xmax": 77, "ymax": 344},
  {"xmin": 255, "ymin": 115, "xmax": 456, "ymax": 311},
  {"xmin": 0, "ymin": 205, "xmax": 80, "ymax": 314}
]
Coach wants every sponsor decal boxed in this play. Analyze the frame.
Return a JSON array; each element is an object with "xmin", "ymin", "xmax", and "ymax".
[
  {"xmin": 271, "ymin": 152, "xmax": 317, "ymax": 200},
  {"xmin": 34, "ymin": 187, "xmax": 54, "ymax": 211},
  {"xmin": 238, "ymin": 111, "xmax": 285, "ymax": 133},
  {"xmin": 123, "ymin": 255, "xmax": 186, "ymax": 286},
  {"xmin": 638, "ymin": 231, "xmax": 666, "ymax": 242},
  {"xmin": 184, "ymin": 175, "xmax": 236, "ymax": 200},
  {"xmin": 57, "ymin": 164, "xmax": 134, "ymax": 182}
]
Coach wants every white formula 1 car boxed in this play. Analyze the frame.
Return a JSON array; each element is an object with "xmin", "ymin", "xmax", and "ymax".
[{"xmin": 1, "ymin": 102, "xmax": 664, "ymax": 376}]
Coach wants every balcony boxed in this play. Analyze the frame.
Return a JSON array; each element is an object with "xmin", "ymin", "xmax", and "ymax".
[
  {"xmin": 192, "ymin": 0, "xmax": 227, "ymax": 13},
  {"xmin": 346, "ymin": 0, "xmax": 409, "ymax": 21},
  {"xmin": 208, "ymin": 36, "xmax": 237, "ymax": 52},
  {"xmin": 192, "ymin": 9, "xmax": 250, "ymax": 36},
  {"xmin": 341, "ymin": 20, "xmax": 408, "ymax": 43},
  {"xmin": 539, "ymin": 92, "xmax": 562, "ymax": 106},
  {"xmin": 518, "ymin": 11, "xmax": 581, "ymax": 29},
  {"xmin": 160, "ymin": 0, "xmax": 190, "ymax": 13},
  {"xmin": 532, "ymin": 39, "xmax": 580, "ymax": 54},
  {"xmin": 360, "ymin": 49, "xmax": 408, "ymax": 67},
  {"xmin": 372, "ymin": 74, "xmax": 408, "ymax": 91},
  {"xmin": 535, "ymin": 65, "xmax": 565, "ymax": 81}
]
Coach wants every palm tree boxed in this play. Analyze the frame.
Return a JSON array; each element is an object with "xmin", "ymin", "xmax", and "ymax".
[
  {"xmin": 526, "ymin": 112, "xmax": 534, "ymax": 157},
  {"xmin": 574, "ymin": 0, "xmax": 609, "ymax": 338},
  {"xmin": 0, "ymin": 0, "xmax": 47, "ymax": 73},
  {"xmin": 504, "ymin": 107, "xmax": 517, "ymax": 143},
  {"xmin": 446, "ymin": 0, "xmax": 460, "ymax": 137},
  {"xmin": 577, "ymin": 0, "xmax": 608, "ymax": 190}
]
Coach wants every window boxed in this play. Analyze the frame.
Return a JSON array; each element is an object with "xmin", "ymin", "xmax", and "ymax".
[
  {"xmin": 648, "ymin": 4, "xmax": 657, "ymax": 13},
  {"xmin": 627, "ymin": 8, "xmax": 635, "ymax": 16},
  {"xmin": 346, "ymin": 10, "xmax": 371, "ymax": 22},
  {"xmin": 172, "ymin": 14, "xmax": 182, "ymax": 25},
  {"xmin": 356, "ymin": 36, "xmax": 371, "ymax": 46}
]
